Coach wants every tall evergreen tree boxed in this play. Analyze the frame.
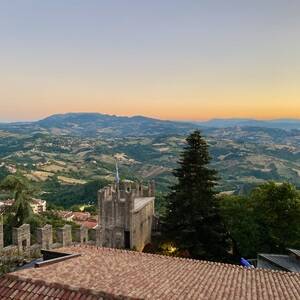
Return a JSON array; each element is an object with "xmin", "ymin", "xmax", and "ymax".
[{"xmin": 164, "ymin": 130, "xmax": 230, "ymax": 261}]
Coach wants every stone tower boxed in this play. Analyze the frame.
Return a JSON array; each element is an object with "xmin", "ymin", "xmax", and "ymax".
[{"xmin": 97, "ymin": 180, "xmax": 155, "ymax": 251}]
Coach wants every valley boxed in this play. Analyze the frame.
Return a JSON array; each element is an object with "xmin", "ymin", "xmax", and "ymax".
[{"xmin": 0, "ymin": 113, "xmax": 300, "ymax": 208}]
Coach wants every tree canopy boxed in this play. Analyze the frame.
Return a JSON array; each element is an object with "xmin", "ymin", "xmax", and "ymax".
[
  {"xmin": 0, "ymin": 174, "xmax": 80, "ymax": 247},
  {"xmin": 163, "ymin": 130, "xmax": 230, "ymax": 262},
  {"xmin": 0, "ymin": 174, "xmax": 35, "ymax": 227},
  {"xmin": 220, "ymin": 182, "xmax": 300, "ymax": 257}
]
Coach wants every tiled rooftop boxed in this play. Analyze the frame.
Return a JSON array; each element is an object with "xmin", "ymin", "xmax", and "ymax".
[
  {"xmin": 0, "ymin": 277, "xmax": 102, "ymax": 300},
  {"xmin": 76, "ymin": 219, "xmax": 98, "ymax": 229},
  {"xmin": 1, "ymin": 245, "xmax": 300, "ymax": 299}
]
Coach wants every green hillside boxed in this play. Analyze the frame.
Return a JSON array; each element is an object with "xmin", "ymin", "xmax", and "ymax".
[{"xmin": 0, "ymin": 113, "xmax": 299, "ymax": 208}]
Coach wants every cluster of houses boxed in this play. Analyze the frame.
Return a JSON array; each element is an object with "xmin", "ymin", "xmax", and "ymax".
[
  {"xmin": 0, "ymin": 198, "xmax": 46, "ymax": 214},
  {"xmin": 55, "ymin": 210, "xmax": 98, "ymax": 229}
]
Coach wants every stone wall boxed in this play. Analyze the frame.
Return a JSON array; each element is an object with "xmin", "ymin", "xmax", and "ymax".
[
  {"xmin": 95, "ymin": 226, "xmax": 102, "ymax": 246},
  {"xmin": 74, "ymin": 226, "xmax": 88, "ymax": 244},
  {"xmin": 89, "ymin": 228, "xmax": 97, "ymax": 242},
  {"xmin": 57, "ymin": 225, "xmax": 72, "ymax": 247},
  {"xmin": 36, "ymin": 225, "xmax": 53, "ymax": 250},
  {"xmin": 12, "ymin": 224, "xmax": 31, "ymax": 254},
  {"xmin": 113, "ymin": 227, "xmax": 125, "ymax": 249},
  {"xmin": 131, "ymin": 198, "xmax": 155, "ymax": 251},
  {"xmin": 1, "ymin": 223, "xmax": 91, "ymax": 275},
  {"xmin": 98, "ymin": 181, "xmax": 155, "ymax": 251}
]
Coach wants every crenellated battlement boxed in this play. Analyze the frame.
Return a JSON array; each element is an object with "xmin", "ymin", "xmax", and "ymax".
[
  {"xmin": 0, "ymin": 221, "xmax": 99, "ymax": 261},
  {"xmin": 99, "ymin": 180, "xmax": 155, "ymax": 202}
]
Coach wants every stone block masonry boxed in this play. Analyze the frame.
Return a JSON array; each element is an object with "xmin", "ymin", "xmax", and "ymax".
[
  {"xmin": 12, "ymin": 224, "xmax": 31, "ymax": 254},
  {"xmin": 57, "ymin": 225, "xmax": 72, "ymax": 247},
  {"xmin": 36, "ymin": 224, "xmax": 53, "ymax": 250},
  {"xmin": 98, "ymin": 180, "xmax": 155, "ymax": 251},
  {"xmin": 2, "ymin": 223, "xmax": 90, "ymax": 255},
  {"xmin": 1, "ymin": 222, "xmax": 91, "ymax": 274},
  {"xmin": 74, "ymin": 226, "xmax": 88, "ymax": 244}
]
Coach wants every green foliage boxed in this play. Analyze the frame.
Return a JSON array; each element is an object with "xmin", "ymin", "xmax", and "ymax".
[
  {"xmin": 251, "ymin": 182, "xmax": 300, "ymax": 253},
  {"xmin": 81, "ymin": 205, "xmax": 96, "ymax": 213},
  {"xmin": 0, "ymin": 167, "xmax": 9, "ymax": 182},
  {"xmin": 219, "ymin": 195, "xmax": 260, "ymax": 257},
  {"xmin": 0, "ymin": 174, "xmax": 79, "ymax": 246},
  {"xmin": 163, "ymin": 131, "xmax": 230, "ymax": 262},
  {"xmin": 154, "ymin": 192, "xmax": 167, "ymax": 216},
  {"xmin": 42, "ymin": 177, "xmax": 109, "ymax": 208},
  {"xmin": 2, "ymin": 209, "xmax": 79, "ymax": 246},
  {"xmin": 220, "ymin": 182, "xmax": 300, "ymax": 258},
  {"xmin": 1, "ymin": 124, "xmax": 300, "ymax": 196},
  {"xmin": 117, "ymin": 143, "xmax": 162, "ymax": 162},
  {"xmin": 69, "ymin": 203, "xmax": 96, "ymax": 213},
  {"xmin": 0, "ymin": 174, "xmax": 36, "ymax": 227}
]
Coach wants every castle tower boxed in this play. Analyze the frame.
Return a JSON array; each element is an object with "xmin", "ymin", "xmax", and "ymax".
[{"xmin": 97, "ymin": 179, "xmax": 155, "ymax": 251}]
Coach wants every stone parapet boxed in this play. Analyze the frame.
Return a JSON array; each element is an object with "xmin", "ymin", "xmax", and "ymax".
[
  {"xmin": 57, "ymin": 225, "xmax": 72, "ymax": 247},
  {"xmin": 74, "ymin": 226, "xmax": 88, "ymax": 244},
  {"xmin": 37, "ymin": 224, "xmax": 53, "ymax": 250},
  {"xmin": 12, "ymin": 224, "xmax": 31, "ymax": 254}
]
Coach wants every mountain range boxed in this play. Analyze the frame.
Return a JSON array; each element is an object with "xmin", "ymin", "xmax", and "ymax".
[
  {"xmin": 1, "ymin": 113, "xmax": 300, "ymax": 137},
  {"xmin": 0, "ymin": 113, "xmax": 196, "ymax": 137},
  {"xmin": 196, "ymin": 118, "xmax": 300, "ymax": 130}
]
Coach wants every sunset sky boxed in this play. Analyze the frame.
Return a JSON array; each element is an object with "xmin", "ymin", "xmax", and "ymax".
[{"xmin": 0, "ymin": 1, "xmax": 299, "ymax": 122}]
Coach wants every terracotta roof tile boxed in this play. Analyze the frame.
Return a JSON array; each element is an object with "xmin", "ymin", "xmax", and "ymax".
[{"xmin": 1, "ymin": 245, "xmax": 300, "ymax": 299}]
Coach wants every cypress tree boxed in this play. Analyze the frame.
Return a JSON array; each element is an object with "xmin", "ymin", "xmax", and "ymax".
[{"xmin": 164, "ymin": 130, "xmax": 230, "ymax": 261}]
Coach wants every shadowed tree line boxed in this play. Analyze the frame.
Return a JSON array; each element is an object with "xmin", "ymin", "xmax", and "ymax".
[{"xmin": 219, "ymin": 182, "xmax": 300, "ymax": 258}]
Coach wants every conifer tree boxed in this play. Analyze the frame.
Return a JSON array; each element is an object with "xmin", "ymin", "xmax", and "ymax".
[{"xmin": 164, "ymin": 130, "xmax": 230, "ymax": 261}]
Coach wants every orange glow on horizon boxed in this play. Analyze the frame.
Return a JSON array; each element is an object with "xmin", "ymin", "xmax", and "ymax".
[{"xmin": 1, "ymin": 2, "xmax": 300, "ymax": 122}]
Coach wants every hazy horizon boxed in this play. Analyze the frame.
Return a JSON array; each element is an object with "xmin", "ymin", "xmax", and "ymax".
[
  {"xmin": 1, "ymin": 111, "xmax": 300, "ymax": 124},
  {"xmin": 1, "ymin": 1, "xmax": 299, "ymax": 121}
]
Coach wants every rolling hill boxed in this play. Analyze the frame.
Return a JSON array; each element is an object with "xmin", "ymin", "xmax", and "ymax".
[
  {"xmin": 0, "ymin": 113, "xmax": 198, "ymax": 137},
  {"xmin": 0, "ymin": 113, "xmax": 300, "ymax": 208}
]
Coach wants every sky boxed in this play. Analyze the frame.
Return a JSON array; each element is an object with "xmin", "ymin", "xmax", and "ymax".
[{"xmin": 0, "ymin": 1, "xmax": 300, "ymax": 122}]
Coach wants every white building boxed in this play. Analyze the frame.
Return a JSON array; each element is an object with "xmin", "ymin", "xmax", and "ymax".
[
  {"xmin": 30, "ymin": 198, "xmax": 47, "ymax": 214},
  {"xmin": 0, "ymin": 198, "xmax": 47, "ymax": 214}
]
